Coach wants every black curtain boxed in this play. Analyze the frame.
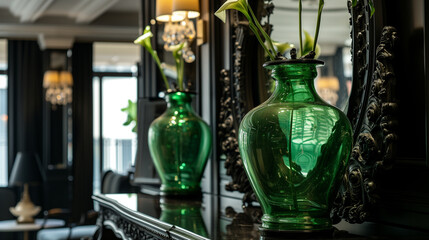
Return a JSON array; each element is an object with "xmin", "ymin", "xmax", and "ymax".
[
  {"xmin": 71, "ymin": 42, "xmax": 94, "ymax": 221},
  {"xmin": 7, "ymin": 40, "xmax": 44, "ymax": 177}
]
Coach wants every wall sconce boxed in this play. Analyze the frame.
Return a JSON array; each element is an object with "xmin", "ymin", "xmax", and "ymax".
[
  {"xmin": 43, "ymin": 70, "xmax": 73, "ymax": 107},
  {"xmin": 156, "ymin": 0, "xmax": 184, "ymax": 51},
  {"xmin": 172, "ymin": 0, "xmax": 200, "ymax": 63},
  {"xmin": 155, "ymin": 0, "xmax": 202, "ymax": 63}
]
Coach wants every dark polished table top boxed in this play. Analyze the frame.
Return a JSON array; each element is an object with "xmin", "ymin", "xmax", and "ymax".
[{"xmin": 93, "ymin": 193, "xmax": 429, "ymax": 240}]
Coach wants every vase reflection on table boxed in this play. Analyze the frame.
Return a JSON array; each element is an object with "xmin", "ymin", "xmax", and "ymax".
[
  {"xmin": 148, "ymin": 91, "xmax": 212, "ymax": 196},
  {"xmin": 239, "ymin": 59, "xmax": 353, "ymax": 232},
  {"xmin": 160, "ymin": 197, "xmax": 208, "ymax": 237}
]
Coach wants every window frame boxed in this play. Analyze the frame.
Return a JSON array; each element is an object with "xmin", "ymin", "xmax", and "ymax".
[
  {"xmin": 92, "ymin": 71, "xmax": 136, "ymax": 189},
  {"xmin": 0, "ymin": 68, "xmax": 7, "ymax": 186}
]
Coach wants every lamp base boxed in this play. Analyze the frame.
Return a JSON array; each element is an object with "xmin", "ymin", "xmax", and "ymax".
[{"xmin": 9, "ymin": 183, "xmax": 41, "ymax": 224}]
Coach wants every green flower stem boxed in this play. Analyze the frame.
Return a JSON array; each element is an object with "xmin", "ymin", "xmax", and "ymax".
[
  {"xmin": 299, "ymin": 0, "xmax": 303, "ymax": 56},
  {"xmin": 247, "ymin": 4, "xmax": 276, "ymax": 56},
  {"xmin": 313, "ymin": 0, "xmax": 324, "ymax": 52},
  {"xmin": 177, "ymin": 57, "xmax": 184, "ymax": 91},
  {"xmin": 249, "ymin": 22, "xmax": 275, "ymax": 60},
  {"xmin": 152, "ymin": 51, "xmax": 170, "ymax": 90},
  {"xmin": 172, "ymin": 45, "xmax": 185, "ymax": 91}
]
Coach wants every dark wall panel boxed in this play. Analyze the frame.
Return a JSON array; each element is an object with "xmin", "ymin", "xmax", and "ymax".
[{"xmin": 71, "ymin": 42, "xmax": 94, "ymax": 221}]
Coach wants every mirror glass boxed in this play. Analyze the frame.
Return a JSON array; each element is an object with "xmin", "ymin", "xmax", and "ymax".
[
  {"xmin": 155, "ymin": 20, "xmax": 197, "ymax": 96},
  {"xmin": 268, "ymin": 0, "xmax": 352, "ymax": 110}
]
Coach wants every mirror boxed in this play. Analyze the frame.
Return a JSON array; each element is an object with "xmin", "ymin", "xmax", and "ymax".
[
  {"xmin": 219, "ymin": 0, "xmax": 375, "ymax": 206},
  {"xmin": 154, "ymin": 20, "xmax": 198, "ymax": 96},
  {"xmin": 220, "ymin": 0, "xmax": 398, "ymax": 225},
  {"xmin": 266, "ymin": 0, "xmax": 352, "ymax": 110}
]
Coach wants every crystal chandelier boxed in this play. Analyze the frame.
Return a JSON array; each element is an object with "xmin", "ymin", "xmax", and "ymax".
[
  {"xmin": 156, "ymin": 0, "xmax": 200, "ymax": 63},
  {"xmin": 43, "ymin": 70, "xmax": 73, "ymax": 106}
]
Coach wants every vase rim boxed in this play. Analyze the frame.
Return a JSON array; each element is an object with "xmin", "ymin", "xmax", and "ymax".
[
  {"xmin": 165, "ymin": 90, "xmax": 197, "ymax": 96},
  {"xmin": 263, "ymin": 59, "xmax": 325, "ymax": 68}
]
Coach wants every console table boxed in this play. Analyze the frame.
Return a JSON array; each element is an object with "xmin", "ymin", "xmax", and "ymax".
[
  {"xmin": 93, "ymin": 193, "xmax": 429, "ymax": 239},
  {"xmin": 0, "ymin": 218, "xmax": 65, "ymax": 240}
]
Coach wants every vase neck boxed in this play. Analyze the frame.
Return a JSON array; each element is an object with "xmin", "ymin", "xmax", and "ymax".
[
  {"xmin": 268, "ymin": 63, "xmax": 321, "ymax": 103},
  {"xmin": 166, "ymin": 92, "xmax": 194, "ymax": 112}
]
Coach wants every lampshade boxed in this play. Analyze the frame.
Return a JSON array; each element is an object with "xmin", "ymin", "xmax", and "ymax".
[
  {"xmin": 43, "ymin": 70, "xmax": 59, "ymax": 88},
  {"xmin": 59, "ymin": 70, "xmax": 73, "ymax": 86},
  {"xmin": 156, "ymin": 0, "xmax": 184, "ymax": 22},
  {"xmin": 172, "ymin": 0, "xmax": 200, "ymax": 19},
  {"xmin": 9, "ymin": 152, "xmax": 44, "ymax": 186}
]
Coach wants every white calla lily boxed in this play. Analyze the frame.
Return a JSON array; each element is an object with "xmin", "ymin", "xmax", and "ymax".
[
  {"xmin": 215, "ymin": 0, "xmax": 276, "ymax": 60},
  {"xmin": 134, "ymin": 26, "xmax": 170, "ymax": 89},
  {"xmin": 134, "ymin": 31, "xmax": 153, "ymax": 48},
  {"xmin": 215, "ymin": 0, "xmax": 250, "ymax": 23}
]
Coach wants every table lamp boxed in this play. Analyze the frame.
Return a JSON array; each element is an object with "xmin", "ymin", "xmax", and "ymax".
[{"xmin": 9, "ymin": 152, "xmax": 44, "ymax": 223}]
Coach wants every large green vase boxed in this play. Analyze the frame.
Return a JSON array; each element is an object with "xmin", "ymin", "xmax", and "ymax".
[
  {"xmin": 148, "ymin": 91, "xmax": 212, "ymax": 196},
  {"xmin": 238, "ymin": 59, "xmax": 353, "ymax": 232}
]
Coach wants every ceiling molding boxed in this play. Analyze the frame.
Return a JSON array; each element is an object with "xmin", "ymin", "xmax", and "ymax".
[
  {"xmin": 38, "ymin": 34, "xmax": 75, "ymax": 50},
  {"xmin": 9, "ymin": 0, "xmax": 55, "ymax": 22},
  {"xmin": 68, "ymin": 0, "xmax": 120, "ymax": 23},
  {"xmin": 0, "ymin": 23, "xmax": 138, "ymax": 42}
]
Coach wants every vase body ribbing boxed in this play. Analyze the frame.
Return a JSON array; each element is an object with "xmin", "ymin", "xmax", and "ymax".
[{"xmin": 238, "ymin": 61, "xmax": 353, "ymax": 231}]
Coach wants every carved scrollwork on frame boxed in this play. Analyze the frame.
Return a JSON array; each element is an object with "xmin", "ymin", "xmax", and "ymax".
[
  {"xmin": 346, "ymin": 0, "xmax": 374, "ymax": 134},
  {"xmin": 218, "ymin": 0, "xmax": 273, "ymax": 204},
  {"xmin": 218, "ymin": 69, "xmax": 255, "ymax": 203},
  {"xmin": 332, "ymin": 26, "xmax": 399, "ymax": 224}
]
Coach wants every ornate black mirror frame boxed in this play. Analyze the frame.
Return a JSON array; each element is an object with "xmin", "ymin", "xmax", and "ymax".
[{"xmin": 218, "ymin": 0, "xmax": 399, "ymax": 224}]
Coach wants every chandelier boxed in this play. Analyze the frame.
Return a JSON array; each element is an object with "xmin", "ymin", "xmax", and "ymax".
[
  {"xmin": 156, "ymin": 0, "xmax": 200, "ymax": 63},
  {"xmin": 43, "ymin": 70, "xmax": 73, "ymax": 106}
]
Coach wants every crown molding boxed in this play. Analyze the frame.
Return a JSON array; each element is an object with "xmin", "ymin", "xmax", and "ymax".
[
  {"xmin": 0, "ymin": 23, "xmax": 138, "ymax": 42},
  {"xmin": 9, "ymin": 0, "xmax": 54, "ymax": 22},
  {"xmin": 68, "ymin": 0, "xmax": 120, "ymax": 23}
]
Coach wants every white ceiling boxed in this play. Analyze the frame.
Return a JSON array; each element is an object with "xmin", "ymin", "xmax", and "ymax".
[
  {"xmin": 0, "ymin": 0, "xmax": 140, "ymax": 44},
  {"xmin": 0, "ymin": 0, "xmax": 350, "ymax": 64},
  {"xmin": 0, "ymin": 0, "xmax": 140, "ymax": 67},
  {"xmin": 93, "ymin": 42, "xmax": 140, "ymax": 69},
  {"xmin": 1, "ymin": 0, "xmax": 139, "ymax": 22}
]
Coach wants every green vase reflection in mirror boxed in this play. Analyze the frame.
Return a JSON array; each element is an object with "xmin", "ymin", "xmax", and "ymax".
[
  {"xmin": 160, "ymin": 198, "xmax": 208, "ymax": 237},
  {"xmin": 148, "ymin": 91, "xmax": 212, "ymax": 196},
  {"xmin": 239, "ymin": 60, "xmax": 353, "ymax": 231}
]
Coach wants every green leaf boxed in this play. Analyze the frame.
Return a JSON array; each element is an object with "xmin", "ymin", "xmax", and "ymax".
[
  {"xmin": 215, "ymin": 0, "xmax": 251, "ymax": 23},
  {"xmin": 273, "ymin": 41, "xmax": 294, "ymax": 56},
  {"xmin": 352, "ymin": 0, "xmax": 357, "ymax": 7},
  {"xmin": 170, "ymin": 42, "xmax": 186, "ymax": 91},
  {"xmin": 121, "ymin": 100, "xmax": 138, "ymax": 133},
  {"xmin": 300, "ymin": 30, "xmax": 321, "ymax": 58}
]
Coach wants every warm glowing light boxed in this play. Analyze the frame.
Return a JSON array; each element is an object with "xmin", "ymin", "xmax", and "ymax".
[
  {"xmin": 156, "ymin": 0, "xmax": 185, "ymax": 22},
  {"xmin": 172, "ymin": 0, "xmax": 200, "ymax": 19},
  {"xmin": 43, "ymin": 70, "xmax": 73, "ymax": 106}
]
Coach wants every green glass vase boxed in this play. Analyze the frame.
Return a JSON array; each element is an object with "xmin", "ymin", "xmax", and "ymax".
[
  {"xmin": 238, "ymin": 60, "xmax": 353, "ymax": 232},
  {"xmin": 148, "ymin": 91, "xmax": 212, "ymax": 196}
]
